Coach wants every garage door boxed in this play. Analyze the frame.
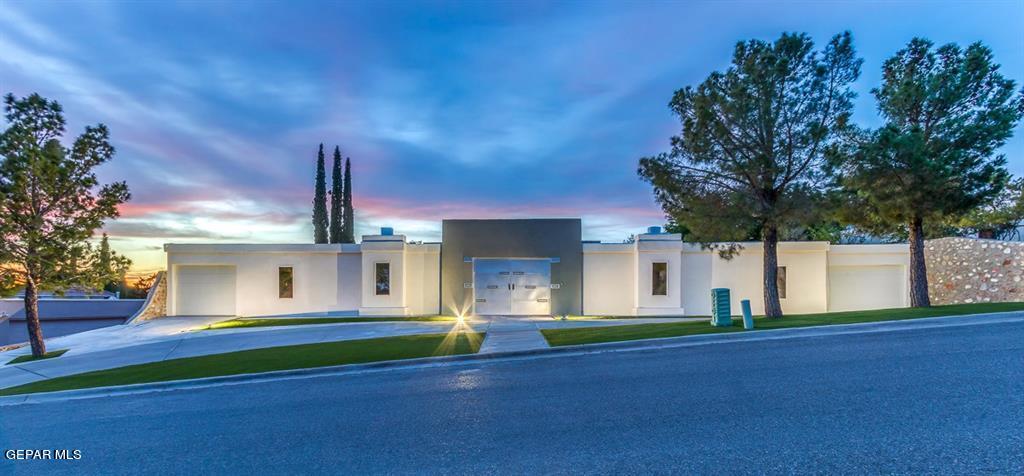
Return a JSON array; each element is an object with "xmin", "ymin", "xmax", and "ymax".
[
  {"xmin": 175, "ymin": 265, "xmax": 237, "ymax": 316},
  {"xmin": 828, "ymin": 265, "xmax": 905, "ymax": 312}
]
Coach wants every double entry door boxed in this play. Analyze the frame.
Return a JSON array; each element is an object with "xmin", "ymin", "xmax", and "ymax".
[{"xmin": 473, "ymin": 259, "xmax": 551, "ymax": 316}]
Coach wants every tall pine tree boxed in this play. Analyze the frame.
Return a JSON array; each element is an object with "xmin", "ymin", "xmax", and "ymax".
[
  {"xmin": 832, "ymin": 39, "xmax": 1024, "ymax": 307},
  {"xmin": 312, "ymin": 143, "xmax": 329, "ymax": 243},
  {"xmin": 329, "ymin": 146, "xmax": 343, "ymax": 243},
  {"xmin": 342, "ymin": 157, "xmax": 355, "ymax": 243},
  {"xmin": 1, "ymin": 93, "xmax": 131, "ymax": 356},
  {"xmin": 639, "ymin": 32, "xmax": 861, "ymax": 318}
]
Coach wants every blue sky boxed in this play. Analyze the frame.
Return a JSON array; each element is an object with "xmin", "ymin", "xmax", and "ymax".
[{"xmin": 2, "ymin": 0, "xmax": 1022, "ymax": 272}]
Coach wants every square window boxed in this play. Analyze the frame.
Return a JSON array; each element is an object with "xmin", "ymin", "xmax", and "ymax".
[
  {"xmin": 777, "ymin": 266, "xmax": 787, "ymax": 299},
  {"xmin": 279, "ymin": 267, "xmax": 293, "ymax": 299},
  {"xmin": 652, "ymin": 262, "xmax": 668, "ymax": 296},
  {"xmin": 375, "ymin": 262, "xmax": 391, "ymax": 296}
]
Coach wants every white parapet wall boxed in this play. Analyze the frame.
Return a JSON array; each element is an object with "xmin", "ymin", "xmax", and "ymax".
[
  {"xmin": 164, "ymin": 238, "xmax": 440, "ymax": 318},
  {"xmin": 165, "ymin": 243, "xmax": 360, "ymax": 317},
  {"xmin": 582, "ymin": 242, "xmax": 634, "ymax": 316},
  {"xmin": 827, "ymin": 243, "xmax": 909, "ymax": 312},
  {"xmin": 584, "ymin": 237, "xmax": 910, "ymax": 317},
  {"xmin": 358, "ymin": 234, "xmax": 441, "ymax": 316}
]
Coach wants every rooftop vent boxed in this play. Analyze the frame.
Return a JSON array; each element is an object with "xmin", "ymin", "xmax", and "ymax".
[
  {"xmin": 646, "ymin": 226, "xmax": 662, "ymax": 235},
  {"xmin": 380, "ymin": 227, "xmax": 394, "ymax": 236}
]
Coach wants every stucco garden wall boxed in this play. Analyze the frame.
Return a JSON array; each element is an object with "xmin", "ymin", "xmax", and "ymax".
[{"xmin": 926, "ymin": 237, "xmax": 1024, "ymax": 305}]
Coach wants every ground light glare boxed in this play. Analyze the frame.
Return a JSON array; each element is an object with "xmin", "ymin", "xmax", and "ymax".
[{"xmin": 434, "ymin": 313, "xmax": 482, "ymax": 357}]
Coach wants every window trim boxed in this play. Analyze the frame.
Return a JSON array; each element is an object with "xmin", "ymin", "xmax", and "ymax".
[
  {"xmin": 278, "ymin": 266, "xmax": 294, "ymax": 299},
  {"xmin": 374, "ymin": 261, "xmax": 391, "ymax": 296},
  {"xmin": 651, "ymin": 261, "xmax": 668, "ymax": 296},
  {"xmin": 777, "ymin": 265, "xmax": 787, "ymax": 299}
]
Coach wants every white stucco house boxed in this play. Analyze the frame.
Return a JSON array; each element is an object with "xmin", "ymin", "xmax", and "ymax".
[{"xmin": 164, "ymin": 219, "xmax": 910, "ymax": 318}]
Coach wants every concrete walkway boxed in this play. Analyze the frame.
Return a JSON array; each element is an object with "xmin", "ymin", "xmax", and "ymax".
[
  {"xmin": 478, "ymin": 317, "xmax": 549, "ymax": 353},
  {"xmin": 476, "ymin": 316, "xmax": 702, "ymax": 353}
]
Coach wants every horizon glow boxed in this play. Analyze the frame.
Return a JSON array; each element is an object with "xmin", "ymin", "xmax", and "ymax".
[{"xmin": 2, "ymin": 0, "xmax": 1022, "ymax": 274}]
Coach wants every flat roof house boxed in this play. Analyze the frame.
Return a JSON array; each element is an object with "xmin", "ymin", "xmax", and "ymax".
[{"xmin": 164, "ymin": 218, "xmax": 910, "ymax": 318}]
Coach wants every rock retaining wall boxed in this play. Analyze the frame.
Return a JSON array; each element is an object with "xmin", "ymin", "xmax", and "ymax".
[
  {"xmin": 926, "ymin": 237, "xmax": 1024, "ymax": 305},
  {"xmin": 129, "ymin": 271, "xmax": 167, "ymax": 322}
]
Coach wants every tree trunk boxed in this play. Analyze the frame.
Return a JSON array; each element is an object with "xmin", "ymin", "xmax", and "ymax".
[
  {"xmin": 24, "ymin": 278, "xmax": 47, "ymax": 357},
  {"xmin": 763, "ymin": 224, "xmax": 784, "ymax": 319},
  {"xmin": 908, "ymin": 216, "xmax": 931, "ymax": 307}
]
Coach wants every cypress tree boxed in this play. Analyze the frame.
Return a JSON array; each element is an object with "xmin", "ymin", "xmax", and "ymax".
[
  {"xmin": 329, "ymin": 146, "xmax": 343, "ymax": 243},
  {"xmin": 312, "ymin": 143, "xmax": 329, "ymax": 243},
  {"xmin": 342, "ymin": 157, "xmax": 355, "ymax": 243}
]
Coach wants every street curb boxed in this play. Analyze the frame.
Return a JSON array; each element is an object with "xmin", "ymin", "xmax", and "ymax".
[{"xmin": 2, "ymin": 310, "xmax": 1022, "ymax": 405}]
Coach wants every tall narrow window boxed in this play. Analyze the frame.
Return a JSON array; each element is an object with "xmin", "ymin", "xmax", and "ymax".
[
  {"xmin": 652, "ymin": 262, "xmax": 668, "ymax": 296},
  {"xmin": 375, "ymin": 262, "xmax": 391, "ymax": 296},
  {"xmin": 278, "ymin": 267, "xmax": 293, "ymax": 299},
  {"xmin": 777, "ymin": 266, "xmax": 787, "ymax": 299}
]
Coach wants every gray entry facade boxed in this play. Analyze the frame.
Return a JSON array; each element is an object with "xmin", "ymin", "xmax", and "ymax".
[{"xmin": 440, "ymin": 219, "xmax": 583, "ymax": 316}]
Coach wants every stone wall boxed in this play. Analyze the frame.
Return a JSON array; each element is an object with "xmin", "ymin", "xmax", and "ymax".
[
  {"xmin": 129, "ymin": 271, "xmax": 167, "ymax": 322},
  {"xmin": 926, "ymin": 237, "xmax": 1024, "ymax": 305}
]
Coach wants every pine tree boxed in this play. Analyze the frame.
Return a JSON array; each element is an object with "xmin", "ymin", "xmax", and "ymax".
[
  {"xmin": 342, "ymin": 157, "xmax": 355, "ymax": 243},
  {"xmin": 832, "ymin": 39, "xmax": 1024, "ymax": 307},
  {"xmin": 329, "ymin": 146, "xmax": 343, "ymax": 243},
  {"xmin": 1, "ymin": 93, "xmax": 131, "ymax": 356},
  {"xmin": 639, "ymin": 32, "xmax": 861, "ymax": 318},
  {"xmin": 312, "ymin": 143, "xmax": 329, "ymax": 243}
]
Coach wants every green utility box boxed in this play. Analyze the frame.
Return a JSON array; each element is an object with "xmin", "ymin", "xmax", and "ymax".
[{"xmin": 710, "ymin": 288, "xmax": 732, "ymax": 326}]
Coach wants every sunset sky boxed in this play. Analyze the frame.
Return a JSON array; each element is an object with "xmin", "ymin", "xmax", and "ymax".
[{"xmin": 3, "ymin": 0, "xmax": 1022, "ymax": 274}]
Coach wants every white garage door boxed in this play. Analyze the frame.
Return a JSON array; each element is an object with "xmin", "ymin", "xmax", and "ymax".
[
  {"xmin": 828, "ymin": 265, "xmax": 905, "ymax": 312},
  {"xmin": 175, "ymin": 265, "xmax": 237, "ymax": 316}
]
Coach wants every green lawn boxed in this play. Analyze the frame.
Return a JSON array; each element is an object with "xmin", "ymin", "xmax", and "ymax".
[
  {"xmin": 561, "ymin": 315, "xmax": 710, "ymax": 320},
  {"xmin": 0, "ymin": 332, "xmax": 484, "ymax": 396},
  {"xmin": 541, "ymin": 302, "xmax": 1024, "ymax": 347},
  {"xmin": 6, "ymin": 349, "xmax": 69, "ymax": 365},
  {"xmin": 202, "ymin": 315, "xmax": 457, "ymax": 330}
]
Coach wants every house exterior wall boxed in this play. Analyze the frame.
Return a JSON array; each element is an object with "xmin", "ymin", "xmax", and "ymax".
[
  {"xmin": 584, "ymin": 239, "xmax": 907, "ymax": 317},
  {"xmin": 165, "ymin": 244, "xmax": 349, "ymax": 317},
  {"xmin": 335, "ymin": 251, "xmax": 362, "ymax": 313},
  {"xmin": 440, "ymin": 219, "xmax": 583, "ymax": 316},
  {"xmin": 680, "ymin": 250, "xmax": 713, "ymax": 316},
  {"xmin": 163, "ymin": 223, "xmax": 912, "ymax": 319},
  {"xmin": 635, "ymin": 235, "xmax": 686, "ymax": 315},
  {"xmin": 582, "ymin": 243, "xmax": 634, "ymax": 316},
  {"xmin": 828, "ymin": 244, "xmax": 909, "ymax": 311},
  {"xmin": 359, "ymin": 237, "xmax": 407, "ymax": 316}
]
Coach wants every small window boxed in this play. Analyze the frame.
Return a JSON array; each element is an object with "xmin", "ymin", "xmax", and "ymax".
[
  {"xmin": 278, "ymin": 267, "xmax": 293, "ymax": 299},
  {"xmin": 375, "ymin": 262, "xmax": 391, "ymax": 296},
  {"xmin": 777, "ymin": 266, "xmax": 787, "ymax": 299},
  {"xmin": 652, "ymin": 262, "xmax": 668, "ymax": 296}
]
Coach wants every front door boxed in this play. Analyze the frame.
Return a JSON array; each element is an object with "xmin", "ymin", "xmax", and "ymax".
[
  {"xmin": 473, "ymin": 259, "xmax": 551, "ymax": 316},
  {"xmin": 510, "ymin": 260, "xmax": 551, "ymax": 315}
]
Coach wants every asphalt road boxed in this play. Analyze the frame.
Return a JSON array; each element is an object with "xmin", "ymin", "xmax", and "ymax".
[{"xmin": 2, "ymin": 320, "xmax": 1022, "ymax": 475}]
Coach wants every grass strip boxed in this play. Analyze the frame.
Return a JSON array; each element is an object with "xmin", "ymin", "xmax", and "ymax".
[
  {"xmin": 0, "ymin": 332, "xmax": 483, "ymax": 396},
  {"xmin": 541, "ymin": 302, "xmax": 1024, "ymax": 347},
  {"xmin": 6, "ymin": 349, "xmax": 69, "ymax": 365},
  {"xmin": 203, "ymin": 315, "xmax": 457, "ymax": 330}
]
